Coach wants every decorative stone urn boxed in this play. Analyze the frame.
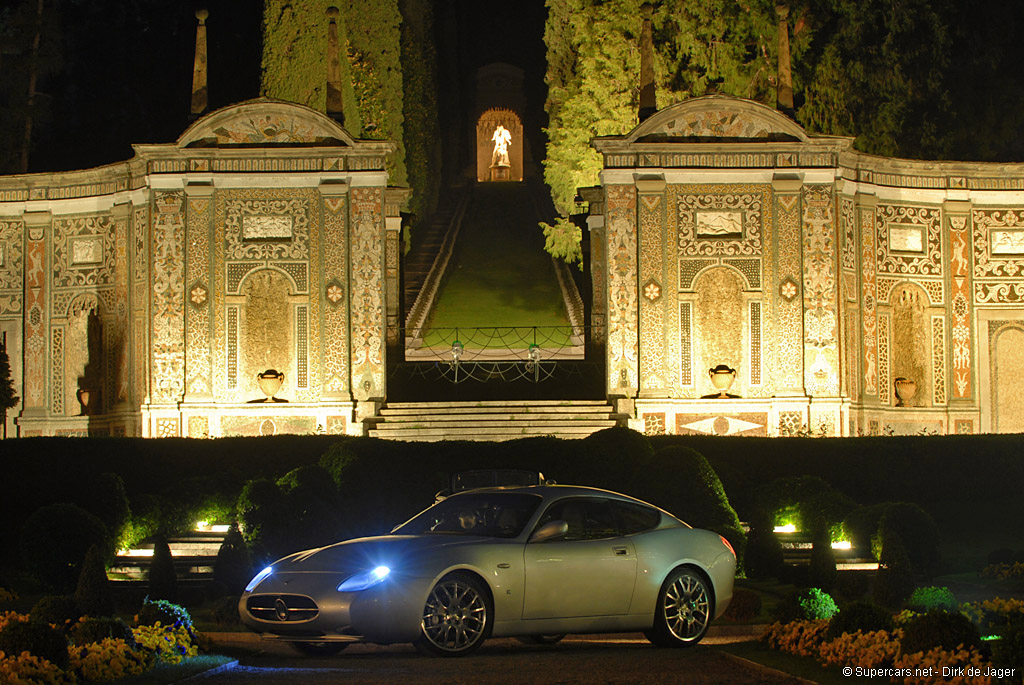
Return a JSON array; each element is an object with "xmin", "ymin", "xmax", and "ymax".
[
  {"xmin": 256, "ymin": 369, "xmax": 284, "ymax": 402},
  {"xmin": 894, "ymin": 377, "xmax": 917, "ymax": 407},
  {"xmin": 76, "ymin": 388, "xmax": 94, "ymax": 416},
  {"xmin": 708, "ymin": 364, "xmax": 737, "ymax": 399}
]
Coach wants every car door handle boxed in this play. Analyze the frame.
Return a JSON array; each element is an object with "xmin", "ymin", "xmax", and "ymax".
[{"xmin": 613, "ymin": 546, "xmax": 628, "ymax": 556}]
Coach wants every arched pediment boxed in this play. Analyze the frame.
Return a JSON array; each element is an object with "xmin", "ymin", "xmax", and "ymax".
[
  {"xmin": 178, "ymin": 98, "xmax": 357, "ymax": 148},
  {"xmin": 625, "ymin": 95, "xmax": 812, "ymax": 144}
]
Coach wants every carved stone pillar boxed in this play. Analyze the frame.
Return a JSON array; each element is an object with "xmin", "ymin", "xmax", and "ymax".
[
  {"xmin": 944, "ymin": 200, "xmax": 974, "ymax": 404},
  {"xmin": 771, "ymin": 175, "xmax": 805, "ymax": 396},
  {"xmin": 20, "ymin": 211, "xmax": 50, "ymax": 417},
  {"xmin": 605, "ymin": 184, "xmax": 639, "ymax": 397},
  {"xmin": 320, "ymin": 181, "xmax": 350, "ymax": 400},
  {"xmin": 857, "ymin": 191, "xmax": 880, "ymax": 405},
  {"xmin": 636, "ymin": 175, "xmax": 668, "ymax": 397},
  {"xmin": 184, "ymin": 182, "xmax": 214, "ymax": 400}
]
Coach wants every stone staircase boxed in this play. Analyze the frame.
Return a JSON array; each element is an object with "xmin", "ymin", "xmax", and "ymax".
[
  {"xmin": 107, "ymin": 529, "xmax": 228, "ymax": 583},
  {"xmin": 368, "ymin": 400, "xmax": 621, "ymax": 442},
  {"xmin": 403, "ymin": 186, "xmax": 469, "ymax": 318}
]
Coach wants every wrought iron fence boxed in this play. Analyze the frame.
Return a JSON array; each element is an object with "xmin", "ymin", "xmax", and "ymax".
[{"xmin": 402, "ymin": 325, "xmax": 586, "ymax": 362}]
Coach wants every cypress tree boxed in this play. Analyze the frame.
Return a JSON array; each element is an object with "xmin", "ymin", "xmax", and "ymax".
[
  {"xmin": 0, "ymin": 335, "xmax": 19, "ymax": 439},
  {"xmin": 74, "ymin": 544, "xmax": 114, "ymax": 617}
]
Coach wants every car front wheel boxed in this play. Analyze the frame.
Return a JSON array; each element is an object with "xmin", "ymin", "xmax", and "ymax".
[
  {"xmin": 414, "ymin": 573, "xmax": 491, "ymax": 656},
  {"xmin": 644, "ymin": 567, "xmax": 713, "ymax": 647}
]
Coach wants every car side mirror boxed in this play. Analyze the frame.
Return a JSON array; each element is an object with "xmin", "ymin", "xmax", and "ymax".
[{"xmin": 529, "ymin": 520, "xmax": 568, "ymax": 543}]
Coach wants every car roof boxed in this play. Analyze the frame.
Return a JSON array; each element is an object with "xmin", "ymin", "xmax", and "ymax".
[{"xmin": 449, "ymin": 483, "xmax": 647, "ymax": 503}]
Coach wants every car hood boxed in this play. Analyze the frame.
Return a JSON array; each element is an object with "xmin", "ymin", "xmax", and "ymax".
[{"xmin": 270, "ymin": 534, "xmax": 495, "ymax": 577}]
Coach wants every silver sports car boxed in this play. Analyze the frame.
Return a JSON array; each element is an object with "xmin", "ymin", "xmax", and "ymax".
[{"xmin": 238, "ymin": 484, "xmax": 736, "ymax": 657}]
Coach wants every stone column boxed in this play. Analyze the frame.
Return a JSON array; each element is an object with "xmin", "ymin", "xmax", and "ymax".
[
  {"xmin": 636, "ymin": 175, "xmax": 668, "ymax": 397},
  {"xmin": 580, "ymin": 186, "xmax": 606, "ymax": 355},
  {"xmin": 184, "ymin": 182, "xmax": 214, "ymax": 401},
  {"xmin": 604, "ymin": 184, "xmax": 639, "ymax": 398},
  {"xmin": 943, "ymin": 200, "xmax": 975, "ymax": 425},
  {"xmin": 110, "ymin": 201, "xmax": 132, "ymax": 410},
  {"xmin": 20, "ymin": 211, "xmax": 50, "ymax": 418},
  {"xmin": 856, "ymin": 191, "xmax": 880, "ymax": 407},
  {"xmin": 319, "ymin": 181, "xmax": 350, "ymax": 400}
]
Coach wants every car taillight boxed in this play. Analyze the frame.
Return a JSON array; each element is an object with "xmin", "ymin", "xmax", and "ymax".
[{"xmin": 719, "ymin": 535, "xmax": 736, "ymax": 559}]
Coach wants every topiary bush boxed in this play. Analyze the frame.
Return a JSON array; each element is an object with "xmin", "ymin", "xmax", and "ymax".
[
  {"xmin": 147, "ymin": 536, "xmax": 177, "ymax": 603},
  {"xmin": 0, "ymin": 620, "xmax": 70, "ymax": 670},
  {"xmin": 86, "ymin": 472, "xmax": 132, "ymax": 552},
  {"xmin": 907, "ymin": 586, "xmax": 957, "ymax": 613},
  {"xmin": 276, "ymin": 464, "xmax": 342, "ymax": 551},
  {"xmin": 743, "ymin": 512, "xmax": 785, "ymax": 581},
  {"xmin": 214, "ymin": 525, "xmax": 252, "ymax": 597},
  {"xmin": 873, "ymin": 528, "xmax": 916, "ymax": 608},
  {"xmin": 20, "ymin": 503, "xmax": 112, "ymax": 592},
  {"xmin": 136, "ymin": 597, "xmax": 193, "ymax": 632},
  {"xmin": 29, "ymin": 595, "xmax": 81, "ymax": 632},
  {"xmin": 70, "ymin": 616, "xmax": 135, "ymax": 646},
  {"xmin": 857, "ymin": 502, "xmax": 941, "ymax": 576},
  {"xmin": 826, "ymin": 600, "xmax": 893, "ymax": 639},
  {"xmin": 900, "ymin": 609, "xmax": 981, "ymax": 655},
  {"xmin": 992, "ymin": 613, "xmax": 1024, "ymax": 674},
  {"xmin": 809, "ymin": 529, "xmax": 837, "ymax": 591},
  {"xmin": 236, "ymin": 478, "xmax": 288, "ymax": 564},
  {"xmin": 74, "ymin": 543, "xmax": 113, "ymax": 618},
  {"xmin": 210, "ymin": 595, "xmax": 242, "ymax": 627},
  {"xmin": 772, "ymin": 587, "xmax": 839, "ymax": 623}
]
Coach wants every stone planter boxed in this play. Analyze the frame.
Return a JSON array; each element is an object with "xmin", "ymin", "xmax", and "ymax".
[
  {"xmin": 257, "ymin": 369, "xmax": 284, "ymax": 402},
  {"xmin": 708, "ymin": 365, "xmax": 737, "ymax": 399}
]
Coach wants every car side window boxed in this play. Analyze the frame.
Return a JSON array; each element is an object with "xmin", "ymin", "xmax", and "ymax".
[
  {"xmin": 612, "ymin": 500, "xmax": 662, "ymax": 535},
  {"xmin": 535, "ymin": 497, "xmax": 620, "ymax": 541}
]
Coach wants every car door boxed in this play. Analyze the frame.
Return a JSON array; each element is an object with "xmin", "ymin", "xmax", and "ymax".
[{"xmin": 522, "ymin": 497, "xmax": 637, "ymax": 619}]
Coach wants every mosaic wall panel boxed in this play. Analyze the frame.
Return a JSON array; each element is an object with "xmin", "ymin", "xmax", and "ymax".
[
  {"xmin": 845, "ymin": 308, "xmax": 858, "ymax": 398},
  {"xmin": 694, "ymin": 268, "xmax": 743, "ymax": 397},
  {"xmin": 590, "ymin": 223, "xmax": 607, "ymax": 338},
  {"xmin": 326, "ymin": 415, "xmax": 347, "ymax": 435},
  {"xmin": 64, "ymin": 294, "xmax": 102, "ymax": 417},
  {"xmin": 679, "ymin": 302, "xmax": 692, "ymax": 386},
  {"xmin": 223, "ymin": 196, "xmax": 310, "ymax": 262},
  {"xmin": 226, "ymin": 306, "xmax": 238, "ymax": 390},
  {"xmin": 606, "ymin": 185, "xmax": 638, "ymax": 391},
  {"xmin": 155, "ymin": 417, "xmax": 179, "ymax": 437},
  {"xmin": 0, "ymin": 220, "xmax": 24, "ymax": 315},
  {"xmin": 679, "ymin": 258, "xmax": 716, "ymax": 290},
  {"xmin": 840, "ymin": 198, "xmax": 856, "ymax": 271},
  {"xmin": 642, "ymin": 412, "xmax": 666, "ymax": 435},
  {"xmin": 750, "ymin": 302, "xmax": 762, "ymax": 385},
  {"xmin": 350, "ymin": 187, "xmax": 385, "ymax": 400},
  {"xmin": 875, "ymin": 204, "xmax": 942, "ymax": 276},
  {"xmin": 948, "ymin": 215, "xmax": 973, "ymax": 398},
  {"xmin": 991, "ymin": 323, "xmax": 1024, "ymax": 433},
  {"xmin": 932, "ymin": 315, "xmax": 947, "ymax": 405},
  {"xmin": 892, "ymin": 284, "xmax": 932, "ymax": 407},
  {"xmin": 296, "ymin": 305, "xmax": 308, "ymax": 389},
  {"xmin": 861, "ymin": 206, "xmax": 878, "ymax": 396},
  {"xmin": 151, "ymin": 192, "xmax": 186, "ymax": 404},
  {"xmin": 188, "ymin": 415, "xmax": 210, "ymax": 438},
  {"xmin": 185, "ymin": 194, "xmax": 213, "ymax": 396},
  {"xmin": 51, "ymin": 327, "xmax": 64, "ymax": 415},
  {"xmin": 53, "ymin": 215, "xmax": 115, "ymax": 287},
  {"xmin": 775, "ymin": 190, "xmax": 803, "ymax": 390},
  {"xmin": 779, "ymin": 410, "xmax": 803, "ymax": 436},
  {"xmin": 802, "ymin": 185, "xmax": 839, "ymax": 396},
  {"xmin": 24, "ymin": 222, "xmax": 48, "ymax": 408},
  {"xmin": 132, "ymin": 207, "xmax": 149, "ymax": 405},
  {"xmin": 676, "ymin": 412, "xmax": 767, "ymax": 436},
  {"xmin": 722, "ymin": 258, "xmax": 761, "ymax": 289},
  {"xmin": 638, "ymin": 191, "xmax": 665, "ymax": 391},
  {"xmin": 677, "ymin": 186, "xmax": 766, "ymax": 257},
  {"xmin": 973, "ymin": 209, "xmax": 1024, "ymax": 279},
  {"xmin": 322, "ymin": 194, "xmax": 349, "ymax": 395},
  {"xmin": 879, "ymin": 312, "xmax": 891, "ymax": 405}
]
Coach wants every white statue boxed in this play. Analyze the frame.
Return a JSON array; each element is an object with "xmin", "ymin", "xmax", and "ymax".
[{"xmin": 491, "ymin": 124, "xmax": 512, "ymax": 167}]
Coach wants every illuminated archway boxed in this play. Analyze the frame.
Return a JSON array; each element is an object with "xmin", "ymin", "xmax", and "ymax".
[
  {"xmin": 993, "ymin": 325, "xmax": 1024, "ymax": 433},
  {"xmin": 476, "ymin": 109, "xmax": 523, "ymax": 182}
]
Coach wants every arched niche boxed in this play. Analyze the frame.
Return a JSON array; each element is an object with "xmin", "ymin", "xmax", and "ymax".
[
  {"xmin": 693, "ymin": 267, "xmax": 745, "ymax": 397},
  {"xmin": 476, "ymin": 108, "xmax": 523, "ymax": 182},
  {"xmin": 993, "ymin": 325, "xmax": 1024, "ymax": 433},
  {"xmin": 890, "ymin": 282, "xmax": 933, "ymax": 407},
  {"xmin": 65, "ymin": 294, "xmax": 104, "ymax": 416},
  {"xmin": 239, "ymin": 269, "xmax": 295, "ymax": 400}
]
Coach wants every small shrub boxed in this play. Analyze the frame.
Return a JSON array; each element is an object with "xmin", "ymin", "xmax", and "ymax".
[
  {"xmin": 29, "ymin": 595, "xmax": 81, "ymax": 631},
  {"xmin": 147, "ymin": 536, "xmax": 177, "ymax": 602},
  {"xmin": 743, "ymin": 512, "xmax": 785, "ymax": 581},
  {"xmin": 907, "ymin": 586, "xmax": 957, "ymax": 613},
  {"xmin": 20, "ymin": 503, "xmax": 111, "ymax": 592},
  {"xmin": 800, "ymin": 587, "xmax": 840, "ymax": 620},
  {"xmin": 808, "ymin": 529, "xmax": 837, "ymax": 591},
  {"xmin": 70, "ymin": 616, "xmax": 135, "ymax": 646},
  {"xmin": 869, "ymin": 503, "xmax": 941, "ymax": 576},
  {"xmin": 0, "ymin": 620, "xmax": 70, "ymax": 670},
  {"xmin": 992, "ymin": 614, "xmax": 1024, "ymax": 673},
  {"xmin": 136, "ymin": 597, "xmax": 193, "ymax": 632},
  {"xmin": 722, "ymin": 588, "xmax": 762, "ymax": 621},
  {"xmin": 826, "ymin": 600, "xmax": 893, "ymax": 639},
  {"xmin": 210, "ymin": 595, "xmax": 242, "ymax": 626},
  {"xmin": 900, "ymin": 609, "xmax": 981, "ymax": 655},
  {"xmin": 74, "ymin": 543, "xmax": 114, "ymax": 617},
  {"xmin": 214, "ymin": 525, "xmax": 252, "ymax": 596}
]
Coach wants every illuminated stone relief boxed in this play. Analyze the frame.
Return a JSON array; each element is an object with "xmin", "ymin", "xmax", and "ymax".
[
  {"xmin": 24, "ymin": 221, "xmax": 48, "ymax": 409},
  {"xmin": 322, "ymin": 194, "xmax": 349, "ymax": 395},
  {"xmin": 0, "ymin": 220, "xmax": 24, "ymax": 316},
  {"xmin": 891, "ymin": 284, "xmax": 931, "ymax": 407},
  {"xmin": 775, "ymin": 191, "xmax": 803, "ymax": 391},
  {"xmin": 948, "ymin": 214, "xmax": 973, "ymax": 398},
  {"xmin": 802, "ymin": 185, "xmax": 838, "ymax": 396},
  {"xmin": 53, "ymin": 216, "xmax": 114, "ymax": 287},
  {"xmin": 991, "ymin": 323, "xmax": 1024, "ymax": 433},
  {"xmin": 875, "ymin": 204, "xmax": 942, "ymax": 276},
  {"xmin": 186, "ymin": 194, "xmax": 213, "ymax": 396},
  {"xmin": 606, "ymin": 185, "xmax": 639, "ymax": 392},
  {"xmin": 694, "ymin": 268, "xmax": 744, "ymax": 397},
  {"xmin": 151, "ymin": 192, "xmax": 186, "ymax": 404},
  {"xmin": 973, "ymin": 209, "xmax": 1024, "ymax": 304},
  {"xmin": 350, "ymin": 187, "xmax": 385, "ymax": 400},
  {"xmin": 639, "ymin": 192, "xmax": 665, "ymax": 391},
  {"xmin": 240, "ymin": 269, "xmax": 293, "ymax": 400},
  {"xmin": 861, "ymin": 205, "xmax": 878, "ymax": 396}
]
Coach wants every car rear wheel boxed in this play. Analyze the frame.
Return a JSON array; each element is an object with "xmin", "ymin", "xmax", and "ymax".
[
  {"xmin": 644, "ymin": 567, "xmax": 713, "ymax": 647},
  {"xmin": 415, "ymin": 573, "xmax": 491, "ymax": 656},
  {"xmin": 290, "ymin": 641, "xmax": 348, "ymax": 657},
  {"xmin": 515, "ymin": 633, "xmax": 566, "ymax": 645}
]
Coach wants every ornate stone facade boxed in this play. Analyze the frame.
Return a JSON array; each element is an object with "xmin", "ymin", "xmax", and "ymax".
[
  {"xmin": 0, "ymin": 99, "xmax": 402, "ymax": 437},
  {"xmin": 590, "ymin": 95, "xmax": 1024, "ymax": 436}
]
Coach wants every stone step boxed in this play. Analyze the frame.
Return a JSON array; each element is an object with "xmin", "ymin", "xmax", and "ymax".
[
  {"xmin": 373, "ymin": 419, "xmax": 617, "ymax": 430},
  {"xmin": 369, "ymin": 425, "xmax": 610, "ymax": 439},
  {"xmin": 384, "ymin": 400, "xmax": 609, "ymax": 409},
  {"xmin": 380, "ymin": 407, "xmax": 614, "ymax": 418}
]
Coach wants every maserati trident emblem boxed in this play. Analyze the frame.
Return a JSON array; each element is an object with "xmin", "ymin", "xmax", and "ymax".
[{"xmin": 274, "ymin": 597, "xmax": 289, "ymax": 621}]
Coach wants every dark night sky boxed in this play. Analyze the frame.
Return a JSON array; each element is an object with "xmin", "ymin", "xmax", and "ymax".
[{"xmin": 26, "ymin": 0, "xmax": 549, "ymax": 175}]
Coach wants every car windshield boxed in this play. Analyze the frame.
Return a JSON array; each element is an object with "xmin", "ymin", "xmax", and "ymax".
[{"xmin": 394, "ymin": 492, "xmax": 543, "ymax": 538}]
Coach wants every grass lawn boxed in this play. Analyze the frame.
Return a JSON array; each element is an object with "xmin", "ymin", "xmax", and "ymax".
[
  {"xmin": 423, "ymin": 183, "xmax": 571, "ymax": 347},
  {"xmin": 718, "ymin": 640, "xmax": 864, "ymax": 684},
  {"xmin": 117, "ymin": 655, "xmax": 235, "ymax": 684}
]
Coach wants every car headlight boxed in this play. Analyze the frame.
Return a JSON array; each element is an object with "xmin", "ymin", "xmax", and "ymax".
[
  {"xmin": 337, "ymin": 565, "xmax": 391, "ymax": 592},
  {"xmin": 245, "ymin": 566, "xmax": 274, "ymax": 592}
]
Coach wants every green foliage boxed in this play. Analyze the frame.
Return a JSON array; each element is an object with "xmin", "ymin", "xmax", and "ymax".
[
  {"xmin": 809, "ymin": 529, "xmax": 837, "ymax": 592},
  {"xmin": 210, "ymin": 595, "xmax": 243, "ymax": 627},
  {"xmin": 214, "ymin": 525, "xmax": 253, "ymax": 597},
  {"xmin": 147, "ymin": 536, "xmax": 177, "ymax": 603},
  {"xmin": 907, "ymin": 586, "xmax": 957, "ymax": 613},
  {"xmin": 0, "ymin": 620, "xmax": 69, "ymax": 670},
  {"xmin": 825, "ymin": 600, "xmax": 893, "ymax": 639},
  {"xmin": 399, "ymin": 0, "xmax": 441, "ymax": 224},
  {"xmin": 540, "ymin": 217, "xmax": 583, "ymax": 267},
  {"xmin": 74, "ymin": 544, "xmax": 113, "ymax": 618},
  {"xmin": 872, "ymin": 528, "xmax": 915, "ymax": 608},
  {"xmin": 86, "ymin": 473, "xmax": 131, "ymax": 552},
  {"xmin": 992, "ymin": 614, "xmax": 1024, "ymax": 673},
  {"xmin": 866, "ymin": 503, "xmax": 941, "ymax": 576},
  {"xmin": 70, "ymin": 616, "xmax": 134, "ymax": 647},
  {"xmin": 29, "ymin": 595, "xmax": 81, "ymax": 631},
  {"xmin": 742, "ymin": 518, "xmax": 785, "ymax": 581},
  {"xmin": 0, "ymin": 336, "xmax": 19, "ymax": 414},
  {"xmin": 20, "ymin": 503, "xmax": 111, "ymax": 592},
  {"xmin": 756, "ymin": 475, "xmax": 852, "ymax": 539},
  {"xmin": 900, "ymin": 609, "xmax": 981, "ymax": 655},
  {"xmin": 136, "ymin": 597, "xmax": 193, "ymax": 632},
  {"xmin": 237, "ymin": 478, "xmax": 288, "ymax": 564},
  {"xmin": 800, "ymin": 587, "xmax": 840, "ymax": 620}
]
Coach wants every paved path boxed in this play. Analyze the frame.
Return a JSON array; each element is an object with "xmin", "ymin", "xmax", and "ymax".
[{"xmin": 192, "ymin": 631, "xmax": 802, "ymax": 684}]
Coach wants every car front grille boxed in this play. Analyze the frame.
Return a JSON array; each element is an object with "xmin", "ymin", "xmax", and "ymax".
[{"xmin": 247, "ymin": 594, "xmax": 319, "ymax": 622}]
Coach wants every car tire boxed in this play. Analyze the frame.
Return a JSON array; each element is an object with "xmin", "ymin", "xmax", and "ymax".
[
  {"xmin": 290, "ymin": 641, "xmax": 348, "ymax": 657},
  {"xmin": 414, "ymin": 572, "xmax": 491, "ymax": 657},
  {"xmin": 515, "ymin": 634, "xmax": 566, "ymax": 645},
  {"xmin": 644, "ymin": 566, "xmax": 713, "ymax": 647}
]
